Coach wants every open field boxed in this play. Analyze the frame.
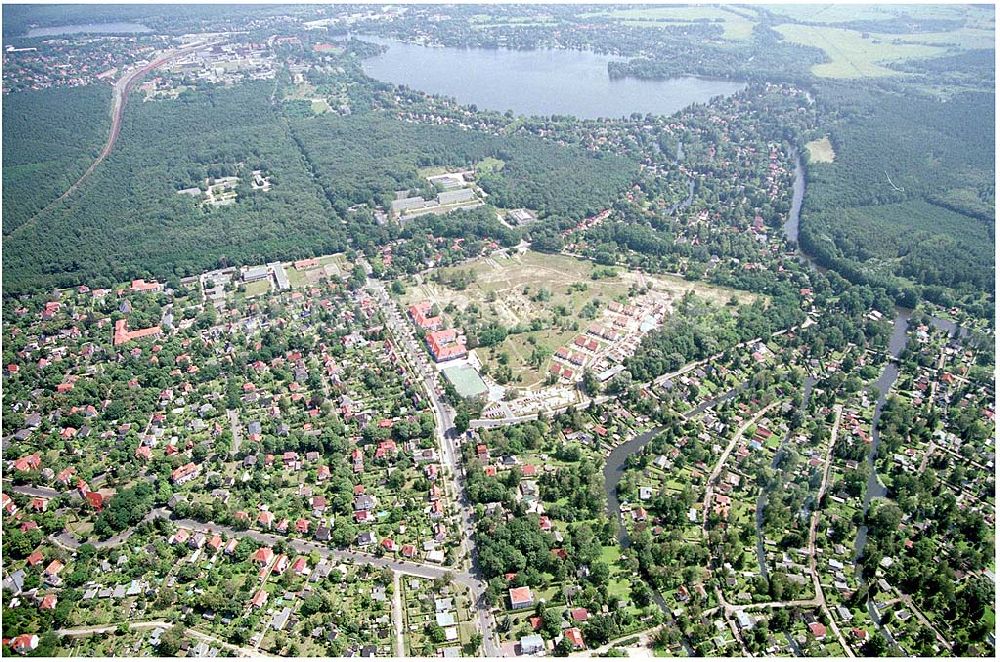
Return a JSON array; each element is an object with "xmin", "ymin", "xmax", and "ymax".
[
  {"xmin": 475, "ymin": 157, "xmax": 505, "ymax": 175},
  {"xmin": 871, "ymin": 27, "xmax": 997, "ymax": 51},
  {"xmin": 405, "ymin": 251, "xmax": 752, "ymax": 328},
  {"xmin": 400, "ymin": 250, "xmax": 754, "ymax": 387},
  {"xmin": 805, "ymin": 137, "xmax": 836, "ymax": 164},
  {"xmin": 583, "ymin": 6, "xmax": 755, "ymax": 40},
  {"xmin": 243, "ymin": 278, "xmax": 271, "ymax": 298},
  {"xmin": 775, "ymin": 23, "xmax": 946, "ymax": 78},
  {"xmin": 767, "ymin": 3, "xmax": 992, "ymax": 25}
]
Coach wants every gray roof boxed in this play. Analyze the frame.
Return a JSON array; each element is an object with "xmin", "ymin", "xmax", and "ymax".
[
  {"xmin": 437, "ymin": 188, "xmax": 475, "ymax": 205},
  {"xmin": 271, "ymin": 606, "xmax": 292, "ymax": 631},
  {"xmin": 243, "ymin": 265, "xmax": 270, "ymax": 281},
  {"xmin": 3, "ymin": 569, "xmax": 26, "ymax": 594},
  {"xmin": 520, "ymin": 634, "xmax": 545, "ymax": 650},
  {"xmin": 390, "ymin": 196, "xmax": 428, "ymax": 213}
]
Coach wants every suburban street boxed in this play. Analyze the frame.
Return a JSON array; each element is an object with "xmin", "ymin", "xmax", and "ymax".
[
  {"xmin": 362, "ymin": 262, "xmax": 502, "ymax": 655},
  {"xmin": 702, "ymin": 402, "xmax": 779, "ymax": 528}
]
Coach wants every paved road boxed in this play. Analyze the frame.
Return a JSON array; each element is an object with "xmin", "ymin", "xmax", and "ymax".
[
  {"xmin": 363, "ymin": 262, "xmax": 501, "ymax": 656},
  {"xmin": 806, "ymin": 405, "xmax": 854, "ymax": 658},
  {"xmin": 170, "ymin": 514, "xmax": 474, "ymax": 581},
  {"xmin": 713, "ymin": 405, "xmax": 856, "ymax": 657},
  {"xmin": 8, "ymin": 483, "xmax": 60, "ymax": 499},
  {"xmin": 49, "ymin": 507, "xmax": 162, "ymax": 551},
  {"xmin": 57, "ymin": 619, "xmax": 265, "ymax": 657},
  {"xmin": 392, "ymin": 571, "xmax": 405, "ymax": 656},
  {"xmin": 702, "ymin": 402, "xmax": 779, "ymax": 528},
  {"xmin": 170, "ymin": 511, "xmax": 499, "ymax": 654}
]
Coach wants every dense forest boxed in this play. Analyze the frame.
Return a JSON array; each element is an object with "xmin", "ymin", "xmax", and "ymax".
[
  {"xmin": 800, "ymin": 83, "xmax": 995, "ymax": 313},
  {"xmin": 290, "ymin": 112, "xmax": 637, "ymax": 221},
  {"xmin": 2, "ymin": 84, "xmax": 111, "ymax": 233},
  {"xmin": 3, "ymin": 82, "xmax": 353, "ymax": 293},
  {"xmin": 607, "ymin": 23, "xmax": 825, "ymax": 84},
  {"xmin": 2, "ymin": 77, "xmax": 636, "ymax": 293}
]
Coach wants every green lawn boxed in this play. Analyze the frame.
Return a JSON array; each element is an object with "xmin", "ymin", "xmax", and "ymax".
[
  {"xmin": 475, "ymin": 157, "xmax": 505, "ymax": 174},
  {"xmin": 244, "ymin": 279, "xmax": 271, "ymax": 298}
]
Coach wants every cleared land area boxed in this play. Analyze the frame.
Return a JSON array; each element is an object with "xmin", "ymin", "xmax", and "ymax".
[
  {"xmin": 775, "ymin": 23, "xmax": 945, "ymax": 78},
  {"xmin": 401, "ymin": 250, "xmax": 755, "ymax": 386},
  {"xmin": 805, "ymin": 137, "xmax": 836, "ymax": 164}
]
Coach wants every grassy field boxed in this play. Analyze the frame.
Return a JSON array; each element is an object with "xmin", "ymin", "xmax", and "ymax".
[
  {"xmin": 583, "ymin": 6, "xmax": 755, "ymax": 40},
  {"xmin": 775, "ymin": 23, "xmax": 946, "ymax": 78},
  {"xmin": 244, "ymin": 279, "xmax": 272, "ymax": 298},
  {"xmin": 310, "ymin": 99, "xmax": 332, "ymax": 114},
  {"xmin": 805, "ymin": 137, "xmax": 836, "ymax": 164},
  {"xmin": 475, "ymin": 157, "xmax": 505, "ymax": 175}
]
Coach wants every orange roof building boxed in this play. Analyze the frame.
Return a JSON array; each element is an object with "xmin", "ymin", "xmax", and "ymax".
[
  {"xmin": 408, "ymin": 301, "xmax": 443, "ymax": 331},
  {"xmin": 426, "ymin": 328, "xmax": 466, "ymax": 363},
  {"xmin": 509, "ymin": 586, "xmax": 534, "ymax": 610},
  {"xmin": 113, "ymin": 318, "xmax": 162, "ymax": 346}
]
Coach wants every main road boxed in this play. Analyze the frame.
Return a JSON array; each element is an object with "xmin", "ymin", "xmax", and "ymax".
[{"xmin": 360, "ymin": 259, "xmax": 503, "ymax": 656}]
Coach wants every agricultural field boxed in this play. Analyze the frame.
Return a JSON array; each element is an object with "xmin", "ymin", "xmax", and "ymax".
[{"xmin": 774, "ymin": 24, "xmax": 945, "ymax": 78}]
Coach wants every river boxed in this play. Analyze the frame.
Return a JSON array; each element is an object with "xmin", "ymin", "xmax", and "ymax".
[
  {"xmin": 24, "ymin": 22, "xmax": 151, "ymax": 37},
  {"xmin": 783, "ymin": 158, "xmax": 806, "ymax": 245},
  {"xmin": 853, "ymin": 307, "xmax": 963, "ymax": 553},
  {"xmin": 359, "ymin": 37, "xmax": 746, "ymax": 119},
  {"xmin": 605, "ymin": 425, "xmax": 668, "ymax": 550}
]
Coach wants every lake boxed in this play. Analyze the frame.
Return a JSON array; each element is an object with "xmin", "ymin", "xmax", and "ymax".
[
  {"xmin": 360, "ymin": 37, "xmax": 746, "ymax": 119},
  {"xmin": 24, "ymin": 22, "xmax": 152, "ymax": 37}
]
